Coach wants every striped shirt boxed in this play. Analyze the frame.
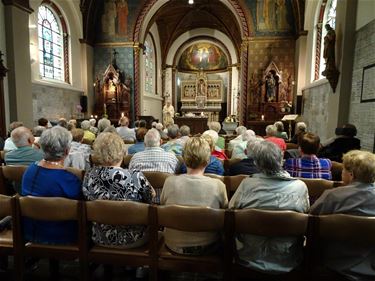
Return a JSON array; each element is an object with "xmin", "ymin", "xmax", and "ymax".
[{"xmin": 284, "ymin": 155, "xmax": 332, "ymax": 180}]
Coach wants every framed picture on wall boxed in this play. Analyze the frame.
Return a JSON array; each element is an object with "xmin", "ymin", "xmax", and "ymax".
[{"xmin": 361, "ymin": 63, "xmax": 375, "ymax": 103}]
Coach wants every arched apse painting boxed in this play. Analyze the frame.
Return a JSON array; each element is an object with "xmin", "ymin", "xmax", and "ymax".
[{"xmin": 178, "ymin": 43, "xmax": 228, "ymax": 71}]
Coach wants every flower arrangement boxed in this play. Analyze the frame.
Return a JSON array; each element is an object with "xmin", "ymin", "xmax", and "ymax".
[{"xmin": 224, "ymin": 115, "xmax": 238, "ymax": 123}]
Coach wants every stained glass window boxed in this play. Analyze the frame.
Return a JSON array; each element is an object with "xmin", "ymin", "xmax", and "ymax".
[
  {"xmin": 326, "ymin": 0, "xmax": 337, "ymax": 29},
  {"xmin": 38, "ymin": 4, "xmax": 64, "ymax": 81},
  {"xmin": 144, "ymin": 34, "xmax": 155, "ymax": 95}
]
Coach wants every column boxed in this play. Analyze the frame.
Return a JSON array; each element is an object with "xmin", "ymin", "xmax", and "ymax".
[
  {"xmin": 3, "ymin": 0, "xmax": 34, "ymax": 127},
  {"xmin": 80, "ymin": 40, "xmax": 94, "ymax": 117}
]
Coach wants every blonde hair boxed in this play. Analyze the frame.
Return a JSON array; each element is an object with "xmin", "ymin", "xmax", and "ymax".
[
  {"xmin": 343, "ymin": 150, "xmax": 375, "ymax": 183},
  {"xmin": 201, "ymin": 134, "xmax": 215, "ymax": 152},
  {"xmin": 183, "ymin": 137, "xmax": 210, "ymax": 169},
  {"xmin": 92, "ymin": 132, "xmax": 125, "ymax": 166}
]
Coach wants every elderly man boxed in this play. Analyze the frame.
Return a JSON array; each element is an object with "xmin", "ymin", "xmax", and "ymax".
[
  {"xmin": 4, "ymin": 121, "xmax": 24, "ymax": 151},
  {"xmin": 116, "ymin": 116, "xmax": 136, "ymax": 141},
  {"xmin": 264, "ymin": 124, "xmax": 286, "ymax": 152},
  {"xmin": 284, "ymin": 132, "xmax": 332, "ymax": 180},
  {"xmin": 5, "ymin": 126, "xmax": 43, "ymax": 166},
  {"xmin": 161, "ymin": 124, "xmax": 183, "ymax": 156},
  {"xmin": 129, "ymin": 128, "xmax": 179, "ymax": 174}
]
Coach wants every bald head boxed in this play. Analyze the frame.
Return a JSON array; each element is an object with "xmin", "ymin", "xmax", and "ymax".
[{"xmin": 11, "ymin": 126, "xmax": 34, "ymax": 147}]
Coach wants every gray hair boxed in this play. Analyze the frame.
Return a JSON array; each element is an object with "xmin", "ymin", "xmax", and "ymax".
[
  {"xmin": 274, "ymin": 121, "xmax": 284, "ymax": 132},
  {"xmin": 40, "ymin": 126, "xmax": 72, "ymax": 161},
  {"xmin": 89, "ymin": 118, "xmax": 96, "ymax": 126},
  {"xmin": 167, "ymin": 124, "xmax": 180, "ymax": 139},
  {"xmin": 80, "ymin": 120, "xmax": 91, "ymax": 130},
  {"xmin": 208, "ymin": 121, "xmax": 221, "ymax": 132},
  {"xmin": 265, "ymin": 125, "xmax": 277, "ymax": 136},
  {"xmin": 179, "ymin": 125, "xmax": 190, "ymax": 137},
  {"xmin": 246, "ymin": 138, "xmax": 263, "ymax": 158},
  {"xmin": 235, "ymin": 126, "xmax": 247, "ymax": 135},
  {"xmin": 103, "ymin": 126, "xmax": 117, "ymax": 134},
  {"xmin": 295, "ymin": 122, "xmax": 307, "ymax": 133},
  {"xmin": 98, "ymin": 118, "xmax": 111, "ymax": 133},
  {"xmin": 144, "ymin": 128, "xmax": 161, "ymax": 147},
  {"xmin": 32, "ymin": 126, "xmax": 46, "ymax": 137},
  {"xmin": 252, "ymin": 141, "xmax": 283, "ymax": 175},
  {"xmin": 11, "ymin": 126, "xmax": 33, "ymax": 147},
  {"xmin": 242, "ymin": 129, "xmax": 256, "ymax": 141},
  {"xmin": 155, "ymin": 123, "xmax": 163, "ymax": 131}
]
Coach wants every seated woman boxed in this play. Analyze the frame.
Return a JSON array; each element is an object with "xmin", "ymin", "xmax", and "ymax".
[
  {"xmin": 83, "ymin": 132, "xmax": 154, "ymax": 248},
  {"xmin": 229, "ymin": 141, "xmax": 309, "ymax": 274},
  {"xmin": 161, "ymin": 137, "xmax": 228, "ymax": 255},
  {"xmin": 310, "ymin": 150, "xmax": 375, "ymax": 280},
  {"xmin": 274, "ymin": 121, "xmax": 288, "ymax": 141},
  {"xmin": 22, "ymin": 126, "xmax": 82, "ymax": 244},
  {"xmin": 179, "ymin": 134, "xmax": 224, "ymax": 175}
]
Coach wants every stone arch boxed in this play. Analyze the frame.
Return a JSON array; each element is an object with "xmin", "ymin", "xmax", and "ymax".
[{"xmin": 132, "ymin": 0, "xmax": 251, "ymax": 121}]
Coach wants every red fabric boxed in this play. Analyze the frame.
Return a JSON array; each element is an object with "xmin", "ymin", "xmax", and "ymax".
[
  {"xmin": 212, "ymin": 149, "xmax": 228, "ymax": 160},
  {"xmin": 265, "ymin": 137, "xmax": 287, "ymax": 152}
]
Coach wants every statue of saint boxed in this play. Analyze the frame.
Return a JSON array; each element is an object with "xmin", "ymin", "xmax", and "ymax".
[
  {"xmin": 162, "ymin": 99, "xmax": 175, "ymax": 127},
  {"xmin": 197, "ymin": 78, "xmax": 207, "ymax": 96},
  {"xmin": 322, "ymin": 24, "xmax": 336, "ymax": 76},
  {"xmin": 265, "ymin": 73, "xmax": 276, "ymax": 102}
]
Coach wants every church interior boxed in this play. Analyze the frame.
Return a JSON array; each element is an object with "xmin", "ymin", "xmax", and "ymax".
[{"xmin": 0, "ymin": 0, "xmax": 375, "ymax": 280}]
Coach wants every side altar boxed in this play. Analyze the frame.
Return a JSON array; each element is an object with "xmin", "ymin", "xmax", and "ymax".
[
  {"xmin": 180, "ymin": 70, "xmax": 222, "ymax": 122},
  {"xmin": 93, "ymin": 51, "xmax": 131, "ymax": 120},
  {"xmin": 247, "ymin": 61, "xmax": 294, "ymax": 124}
]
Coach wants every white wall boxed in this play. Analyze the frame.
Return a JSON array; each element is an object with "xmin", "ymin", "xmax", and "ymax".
[
  {"xmin": 0, "ymin": 2, "xmax": 9, "ymax": 131},
  {"xmin": 356, "ymin": 0, "xmax": 375, "ymax": 30}
]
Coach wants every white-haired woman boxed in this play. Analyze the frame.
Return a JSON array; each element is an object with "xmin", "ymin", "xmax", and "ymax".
[
  {"xmin": 22, "ymin": 126, "xmax": 82, "ymax": 244},
  {"xmin": 229, "ymin": 141, "xmax": 309, "ymax": 274},
  {"xmin": 83, "ymin": 132, "xmax": 155, "ymax": 248}
]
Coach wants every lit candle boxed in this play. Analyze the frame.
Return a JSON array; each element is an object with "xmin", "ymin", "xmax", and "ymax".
[
  {"xmin": 94, "ymin": 115, "xmax": 98, "ymax": 119},
  {"xmin": 261, "ymin": 115, "xmax": 264, "ymax": 121},
  {"xmin": 90, "ymin": 115, "xmax": 93, "ymax": 118},
  {"xmin": 121, "ymin": 112, "xmax": 124, "ymax": 117}
]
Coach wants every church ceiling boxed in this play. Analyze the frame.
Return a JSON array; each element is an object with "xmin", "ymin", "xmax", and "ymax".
[{"xmin": 151, "ymin": 0, "xmax": 243, "ymax": 61}]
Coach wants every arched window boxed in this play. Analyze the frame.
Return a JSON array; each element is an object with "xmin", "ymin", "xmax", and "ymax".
[
  {"xmin": 144, "ymin": 34, "xmax": 156, "ymax": 95},
  {"xmin": 38, "ymin": 2, "xmax": 69, "ymax": 83},
  {"xmin": 314, "ymin": 0, "xmax": 337, "ymax": 80}
]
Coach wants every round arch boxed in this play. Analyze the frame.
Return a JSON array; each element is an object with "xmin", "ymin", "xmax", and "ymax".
[{"xmin": 132, "ymin": 0, "xmax": 251, "ymax": 121}]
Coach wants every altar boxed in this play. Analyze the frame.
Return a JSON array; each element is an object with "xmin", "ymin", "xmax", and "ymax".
[
  {"xmin": 174, "ymin": 116, "xmax": 208, "ymax": 135},
  {"xmin": 179, "ymin": 70, "xmax": 223, "ymax": 122}
]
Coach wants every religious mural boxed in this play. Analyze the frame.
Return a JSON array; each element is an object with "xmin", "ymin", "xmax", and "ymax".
[
  {"xmin": 97, "ymin": 0, "xmax": 140, "ymax": 42},
  {"xmin": 247, "ymin": 0, "xmax": 294, "ymax": 35},
  {"xmin": 178, "ymin": 43, "xmax": 228, "ymax": 71}
]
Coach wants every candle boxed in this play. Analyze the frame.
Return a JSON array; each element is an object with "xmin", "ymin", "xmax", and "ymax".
[
  {"xmin": 261, "ymin": 115, "xmax": 264, "ymax": 121},
  {"xmin": 90, "ymin": 115, "xmax": 93, "ymax": 118},
  {"xmin": 121, "ymin": 112, "xmax": 124, "ymax": 117},
  {"xmin": 94, "ymin": 115, "xmax": 98, "ymax": 119}
]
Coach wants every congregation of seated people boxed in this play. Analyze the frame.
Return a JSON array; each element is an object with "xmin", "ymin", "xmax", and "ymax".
[{"xmin": 0, "ymin": 116, "xmax": 374, "ymax": 281}]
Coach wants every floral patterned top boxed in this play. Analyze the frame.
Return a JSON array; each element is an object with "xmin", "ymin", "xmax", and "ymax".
[{"xmin": 82, "ymin": 166, "xmax": 153, "ymax": 248}]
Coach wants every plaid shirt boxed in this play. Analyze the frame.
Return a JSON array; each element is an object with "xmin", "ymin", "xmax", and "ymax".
[
  {"xmin": 129, "ymin": 147, "xmax": 179, "ymax": 174},
  {"xmin": 284, "ymin": 155, "xmax": 332, "ymax": 180}
]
